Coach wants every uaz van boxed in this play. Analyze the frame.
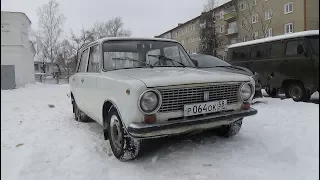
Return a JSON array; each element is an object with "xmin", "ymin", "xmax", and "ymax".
[{"xmin": 226, "ymin": 30, "xmax": 319, "ymax": 102}]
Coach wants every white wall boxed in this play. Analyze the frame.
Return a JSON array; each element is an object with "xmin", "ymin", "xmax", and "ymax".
[
  {"xmin": 1, "ymin": 11, "xmax": 35, "ymax": 86},
  {"xmin": 1, "ymin": 45, "xmax": 35, "ymax": 86}
]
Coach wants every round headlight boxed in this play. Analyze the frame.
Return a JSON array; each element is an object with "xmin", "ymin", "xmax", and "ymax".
[
  {"xmin": 138, "ymin": 90, "xmax": 161, "ymax": 114},
  {"xmin": 240, "ymin": 83, "xmax": 253, "ymax": 102}
]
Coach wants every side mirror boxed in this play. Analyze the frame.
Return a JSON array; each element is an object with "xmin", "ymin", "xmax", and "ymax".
[{"xmin": 191, "ymin": 59, "xmax": 198, "ymax": 67}]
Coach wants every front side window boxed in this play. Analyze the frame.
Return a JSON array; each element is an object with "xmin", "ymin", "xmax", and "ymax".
[
  {"xmin": 103, "ymin": 40, "xmax": 194, "ymax": 70},
  {"xmin": 306, "ymin": 36, "xmax": 319, "ymax": 54}
]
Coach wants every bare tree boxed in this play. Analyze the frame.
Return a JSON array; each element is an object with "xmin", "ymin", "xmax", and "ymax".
[
  {"xmin": 35, "ymin": 0, "xmax": 65, "ymax": 78},
  {"xmin": 199, "ymin": 0, "xmax": 224, "ymax": 56},
  {"xmin": 234, "ymin": 0, "xmax": 272, "ymax": 40},
  {"xmin": 69, "ymin": 28, "xmax": 95, "ymax": 65},
  {"xmin": 92, "ymin": 17, "xmax": 131, "ymax": 39}
]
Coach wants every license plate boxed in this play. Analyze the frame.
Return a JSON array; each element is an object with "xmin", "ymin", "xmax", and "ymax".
[{"xmin": 183, "ymin": 100, "xmax": 227, "ymax": 116}]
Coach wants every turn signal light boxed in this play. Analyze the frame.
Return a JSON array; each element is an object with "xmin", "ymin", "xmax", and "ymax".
[
  {"xmin": 242, "ymin": 103, "xmax": 250, "ymax": 110},
  {"xmin": 144, "ymin": 114, "xmax": 156, "ymax": 124}
]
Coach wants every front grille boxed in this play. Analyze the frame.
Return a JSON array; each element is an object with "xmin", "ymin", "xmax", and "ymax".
[{"xmin": 158, "ymin": 83, "xmax": 242, "ymax": 112}]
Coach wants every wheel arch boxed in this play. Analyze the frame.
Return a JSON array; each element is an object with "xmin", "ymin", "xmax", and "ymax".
[{"xmin": 102, "ymin": 100, "xmax": 128, "ymax": 140}]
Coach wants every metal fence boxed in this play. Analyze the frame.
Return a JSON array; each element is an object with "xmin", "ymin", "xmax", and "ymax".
[{"xmin": 35, "ymin": 74, "xmax": 69, "ymax": 84}]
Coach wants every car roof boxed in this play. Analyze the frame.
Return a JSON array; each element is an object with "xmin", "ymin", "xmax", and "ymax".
[
  {"xmin": 227, "ymin": 30, "xmax": 319, "ymax": 49},
  {"xmin": 81, "ymin": 37, "xmax": 179, "ymax": 50}
]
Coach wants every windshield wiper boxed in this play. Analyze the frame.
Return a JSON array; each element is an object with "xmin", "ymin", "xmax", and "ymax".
[
  {"xmin": 214, "ymin": 65, "xmax": 247, "ymax": 72},
  {"xmin": 112, "ymin": 57, "xmax": 153, "ymax": 68},
  {"xmin": 148, "ymin": 55, "xmax": 186, "ymax": 68}
]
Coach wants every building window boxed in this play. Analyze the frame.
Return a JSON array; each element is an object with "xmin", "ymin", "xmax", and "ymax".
[
  {"xmin": 220, "ymin": 25, "xmax": 224, "ymax": 33},
  {"xmin": 253, "ymin": 0, "xmax": 257, "ymax": 6},
  {"xmin": 192, "ymin": 36, "xmax": 195, "ymax": 42},
  {"xmin": 243, "ymin": 36, "xmax": 247, "ymax": 42},
  {"xmin": 284, "ymin": 2, "xmax": 293, "ymax": 14},
  {"xmin": 240, "ymin": 2, "xmax": 246, "ymax": 11},
  {"xmin": 265, "ymin": 28, "xmax": 272, "ymax": 37},
  {"xmin": 284, "ymin": 22, "xmax": 293, "ymax": 34},
  {"xmin": 241, "ymin": 18, "xmax": 245, "ymax": 27},
  {"xmin": 265, "ymin": 9, "xmax": 272, "ymax": 20},
  {"xmin": 231, "ymin": 38, "xmax": 237, "ymax": 44},
  {"xmin": 252, "ymin": 14, "xmax": 258, "ymax": 23},
  {"xmin": 253, "ymin": 31, "xmax": 259, "ymax": 39},
  {"xmin": 220, "ymin": 10, "xmax": 224, "ymax": 19}
]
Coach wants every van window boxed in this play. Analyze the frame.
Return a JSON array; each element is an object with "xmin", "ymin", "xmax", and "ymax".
[
  {"xmin": 232, "ymin": 48, "xmax": 249, "ymax": 61},
  {"xmin": 270, "ymin": 41, "xmax": 284, "ymax": 58},
  {"xmin": 79, "ymin": 49, "xmax": 89, "ymax": 72},
  {"xmin": 250, "ymin": 44, "xmax": 270, "ymax": 59},
  {"xmin": 285, "ymin": 40, "xmax": 304, "ymax": 55}
]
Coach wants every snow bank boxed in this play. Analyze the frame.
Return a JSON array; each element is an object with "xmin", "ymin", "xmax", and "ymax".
[{"xmin": 1, "ymin": 85, "xmax": 319, "ymax": 180}]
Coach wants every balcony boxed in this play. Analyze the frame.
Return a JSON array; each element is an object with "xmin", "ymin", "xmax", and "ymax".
[
  {"xmin": 224, "ymin": 11, "xmax": 237, "ymax": 22},
  {"xmin": 225, "ymin": 27, "xmax": 238, "ymax": 35}
]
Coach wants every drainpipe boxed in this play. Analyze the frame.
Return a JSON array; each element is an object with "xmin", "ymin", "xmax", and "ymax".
[{"xmin": 304, "ymin": 0, "xmax": 307, "ymax": 31}]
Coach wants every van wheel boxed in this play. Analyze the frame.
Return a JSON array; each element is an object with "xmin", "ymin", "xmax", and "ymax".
[
  {"xmin": 302, "ymin": 89, "xmax": 311, "ymax": 102},
  {"xmin": 107, "ymin": 108, "xmax": 140, "ymax": 161},
  {"xmin": 288, "ymin": 83, "xmax": 307, "ymax": 102},
  {"xmin": 74, "ymin": 102, "xmax": 89, "ymax": 122}
]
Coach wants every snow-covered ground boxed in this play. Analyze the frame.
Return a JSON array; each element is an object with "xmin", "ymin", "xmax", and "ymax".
[{"xmin": 1, "ymin": 84, "xmax": 319, "ymax": 180}]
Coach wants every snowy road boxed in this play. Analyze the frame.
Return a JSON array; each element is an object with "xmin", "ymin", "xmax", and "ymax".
[{"xmin": 1, "ymin": 84, "xmax": 319, "ymax": 180}]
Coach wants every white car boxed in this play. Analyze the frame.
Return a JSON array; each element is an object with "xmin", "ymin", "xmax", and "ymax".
[{"xmin": 69, "ymin": 37, "xmax": 258, "ymax": 161}]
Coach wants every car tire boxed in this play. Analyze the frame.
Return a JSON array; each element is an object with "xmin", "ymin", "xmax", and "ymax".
[
  {"xmin": 107, "ymin": 108, "xmax": 140, "ymax": 161},
  {"xmin": 74, "ymin": 102, "xmax": 89, "ymax": 122},
  {"xmin": 216, "ymin": 119, "xmax": 243, "ymax": 138},
  {"xmin": 288, "ymin": 83, "xmax": 307, "ymax": 102}
]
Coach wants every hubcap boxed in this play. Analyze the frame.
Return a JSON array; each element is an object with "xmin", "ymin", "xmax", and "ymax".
[
  {"xmin": 290, "ymin": 86, "xmax": 302, "ymax": 99},
  {"xmin": 110, "ymin": 115, "xmax": 123, "ymax": 151}
]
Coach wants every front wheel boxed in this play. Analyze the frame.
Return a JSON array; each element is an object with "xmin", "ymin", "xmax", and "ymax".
[
  {"xmin": 107, "ymin": 108, "xmax": 140, "ymax": 161},
  {"xmin": 215, "ymin": 119, "xmax": 243, "ymax": 138}
]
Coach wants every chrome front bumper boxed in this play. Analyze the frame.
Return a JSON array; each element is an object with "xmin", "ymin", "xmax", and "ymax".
[{"xmin": 127, "ymin": 108, "xmax": 257, "ymax": 138}]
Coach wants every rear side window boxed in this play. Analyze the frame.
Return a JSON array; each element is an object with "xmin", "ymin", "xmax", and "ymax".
[
  {"xmin": 79, "ymin": 49, "xmax": 89, "ymax": 72},
  {"xmin": 270, "ymin": 41, "xmax": 284, "ymax": 58},
  {"xmin": 232, "ymin": 48, "xmax": 249, "ymax": 61},
  {"xmin": 87, "ymin": 45, "xmax": 100, "ymax": 72},
  {"xmin": 250, "ymin": 44, "xmax": 270, "ymax": 59},
  {"xmin": 285, "ymin": 40, "xmax": 305, "ymax": 55}
]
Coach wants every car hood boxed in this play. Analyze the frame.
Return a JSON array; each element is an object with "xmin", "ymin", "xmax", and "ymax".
[
  {"xmin": 200, "ymin": 66, "xmax": 253, "ymax": 76},
  {"xmin": 107, "ymin": 67, "xmax": 251, "ymax": 87}
]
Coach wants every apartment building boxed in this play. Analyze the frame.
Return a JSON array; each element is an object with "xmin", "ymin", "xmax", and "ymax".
[{"xmin": 155, "ymin": 0, "xmax": 319, "ymax": 58}]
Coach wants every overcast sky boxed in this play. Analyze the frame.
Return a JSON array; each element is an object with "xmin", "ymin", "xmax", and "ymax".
[{"xmin": 1, "ymin": 0, "xmax": 225, "ymax": 38}]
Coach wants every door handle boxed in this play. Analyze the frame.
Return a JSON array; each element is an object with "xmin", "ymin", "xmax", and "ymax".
[
  {"xmin": 284, "ymin": 60, "xmax": 288, "ymax": 63},
  {"xmin": 81, "ymin": 78, "xmax": 84, "ymax": 83}
]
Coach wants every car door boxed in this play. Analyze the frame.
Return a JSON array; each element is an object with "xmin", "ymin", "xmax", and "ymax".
[
  {"xmin": 74, "ymin": 48, "xmax": 90, "ymax": 113},
  {"xmin": 82, "ymin": 44, "xmax": 100, "ymax": 120}
]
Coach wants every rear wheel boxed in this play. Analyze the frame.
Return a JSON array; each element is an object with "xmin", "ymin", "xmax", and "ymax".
[
  {"xmin": 288, "ymin": 83, "xmax": 307, "ymax": 102},
  {"xmin": 107, "ymin": 108, "xmax": 140, "ymax": 161},
  {"xmin": 74, "ymin": 102, "xmax": 89, "ymax": 122},
  {"xmin": 216, "ymin": 119, "xmax": 243, "ymax": 138}
]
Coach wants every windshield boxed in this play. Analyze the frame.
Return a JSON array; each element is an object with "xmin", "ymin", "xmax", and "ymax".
[
  {"xmin": 190, "ymin": 54, "xmax": 231, "ymax": 68},
  {"xmin": 103, "ymin": 40, "xmax": 195, "ymax": 70},
  {"xmin": 306, "ymin": 36, "xmax": 319, "ymax": 54}
]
